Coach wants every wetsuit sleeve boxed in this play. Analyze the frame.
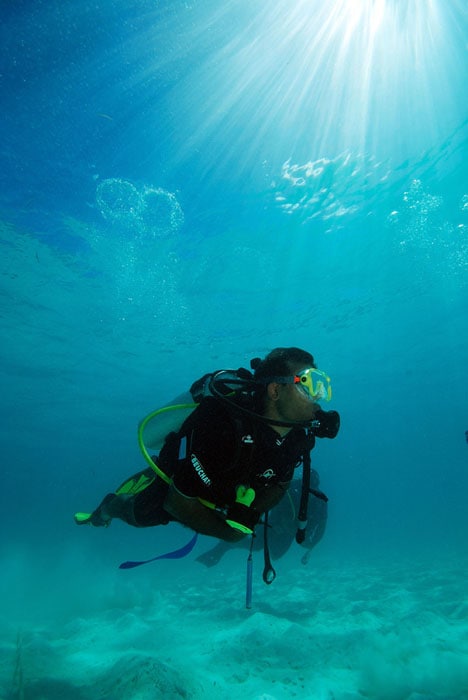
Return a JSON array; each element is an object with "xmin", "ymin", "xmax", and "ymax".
[{"xmin": 171, "ymin": 398, "xmax": 237, "ymax": 504}]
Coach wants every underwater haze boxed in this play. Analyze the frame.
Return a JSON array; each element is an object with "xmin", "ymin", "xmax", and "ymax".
[{"xmin": 1, "ymin": 1, "xmax": 467, "ymax": 698}]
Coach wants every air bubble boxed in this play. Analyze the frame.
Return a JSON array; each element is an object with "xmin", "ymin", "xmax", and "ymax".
[
  {"xmin": 96, "ymin": 178, "xmax": 142, "ymax": 222},
  {"xmin": 141, "ymin": 187, "xmax": 185, "ymax": 236},
  {"xmin": 95, "ymin": 179, "xmax": 184, "ymax": 237}
]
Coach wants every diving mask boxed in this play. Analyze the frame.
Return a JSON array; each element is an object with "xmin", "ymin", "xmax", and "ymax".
[{"xmin": 293, "ymin": 368, "xmax": 332, "ymax": 402}]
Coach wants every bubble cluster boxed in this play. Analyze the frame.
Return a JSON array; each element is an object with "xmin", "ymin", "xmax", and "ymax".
[
  {"xmin": 395, "ymin": 179, "xmax": 442, "ymax": 245},
  {"xmin": 96, "ymin": 178, "xmax": 142, "ymax": 223},
  {"xmin": 95, "ymin": 178, "xmax": 184, "ymax": 236},
  {"xmin": 391, "ymin": 179, "xmax": 467, "ymax": 283},
  {"xmin": 141, "ymin": 186, "xmax": 185, "ymax": 237},
  {"xmin": 402, "ymin": 179, "xmax": 442, "ymax": 214},
  {"xmin": 273, "ymin": 152, "xmax": 390, "ymax": 231}
]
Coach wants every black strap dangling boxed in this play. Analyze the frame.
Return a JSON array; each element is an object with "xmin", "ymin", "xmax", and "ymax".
[
  {"xmin": 245, "ymin": 535, "xmax": 254, "ymax": 609},
  {"xmin": 296, "ymin": 450, "xmax": 311, "ymax": 544},
  {"xmin": 262, "ymin": 511, "xmax": 276, "ymax": 584}
]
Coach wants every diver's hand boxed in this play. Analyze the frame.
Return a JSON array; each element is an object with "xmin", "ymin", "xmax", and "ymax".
[{"xmin": 226, "ymin": 486, "xmax": 259, "ymax": 534}]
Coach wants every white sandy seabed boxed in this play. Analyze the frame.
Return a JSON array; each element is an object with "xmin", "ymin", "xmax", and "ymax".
[{"xmin": 1, "ymin": 540, "xmax": 467, "ymax": 700}]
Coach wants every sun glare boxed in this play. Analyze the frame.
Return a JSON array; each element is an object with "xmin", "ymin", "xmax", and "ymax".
[{"xmin": 142, "ymin": 0, "xmax": 466, "ymax": 176}]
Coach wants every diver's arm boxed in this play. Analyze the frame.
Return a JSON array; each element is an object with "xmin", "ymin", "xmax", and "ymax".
[{"xmin": 164, "ymin": 485, "xmax": 246, "ymax": 543}]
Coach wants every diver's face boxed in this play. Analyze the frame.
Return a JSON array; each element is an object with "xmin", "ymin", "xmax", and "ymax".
[{"xmin": 274, "ymin": 365, "xmax": 320, "ymax": 424}]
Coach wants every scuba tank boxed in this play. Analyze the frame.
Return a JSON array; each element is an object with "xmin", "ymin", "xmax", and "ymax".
[
  {"xmin": 140, "ymin": 394, "xmax": 198, "ymax": 452},
  {"xmin": 138, "ymin": 368, "xmax": 258, "ymax": 484},
  {"xmin": 139, "ymin": 369, "xmax": 255, "ymax": 452}
]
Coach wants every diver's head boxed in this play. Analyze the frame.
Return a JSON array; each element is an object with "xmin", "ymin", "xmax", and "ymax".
[
  {"xmin": 251, "ymin": 347, "xmax": 316, "ymax": 388},
  {"xmin": 251, "ymin": 347, "xmax": 325, "ymax": 429}
]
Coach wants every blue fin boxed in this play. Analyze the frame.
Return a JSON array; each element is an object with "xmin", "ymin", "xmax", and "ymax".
[{"xmin": 119, "ymin": 532, "xmax": 198, "ymax": 569}]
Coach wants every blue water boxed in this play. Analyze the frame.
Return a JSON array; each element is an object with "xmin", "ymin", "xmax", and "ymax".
[{"xmin": 1, "ymin": 1, "xmax": 467, "ymax": 698}]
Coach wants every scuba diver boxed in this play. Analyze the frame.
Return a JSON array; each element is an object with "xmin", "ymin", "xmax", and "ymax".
[
  {"xmin": 75, "ymin": 347, "xmax": 340, "ymax": 547},
  {"xmin": 195, "ymin": 470, "xmax": 328, "ymax": 568}
]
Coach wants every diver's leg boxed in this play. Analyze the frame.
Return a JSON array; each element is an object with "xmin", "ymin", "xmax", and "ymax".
[
  {"xmin": 74, "ymin": 469, "xmax": 156, "ymax": 528},
  {"xmin": 74, "ymin": 492, "xmax": 138, "ymax": 527}
]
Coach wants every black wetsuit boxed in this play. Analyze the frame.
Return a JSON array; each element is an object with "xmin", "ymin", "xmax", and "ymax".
[
  {"xmin": 115, "ymin": 397, "xmax": 338, "ymax": 529},
  {"xmin": 130, "ymin": 397, "xmax": 313, "ymax": 527},
  {"xmin": 165, "ymin": 397, "xmax": 312, "ymax": 503}
]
